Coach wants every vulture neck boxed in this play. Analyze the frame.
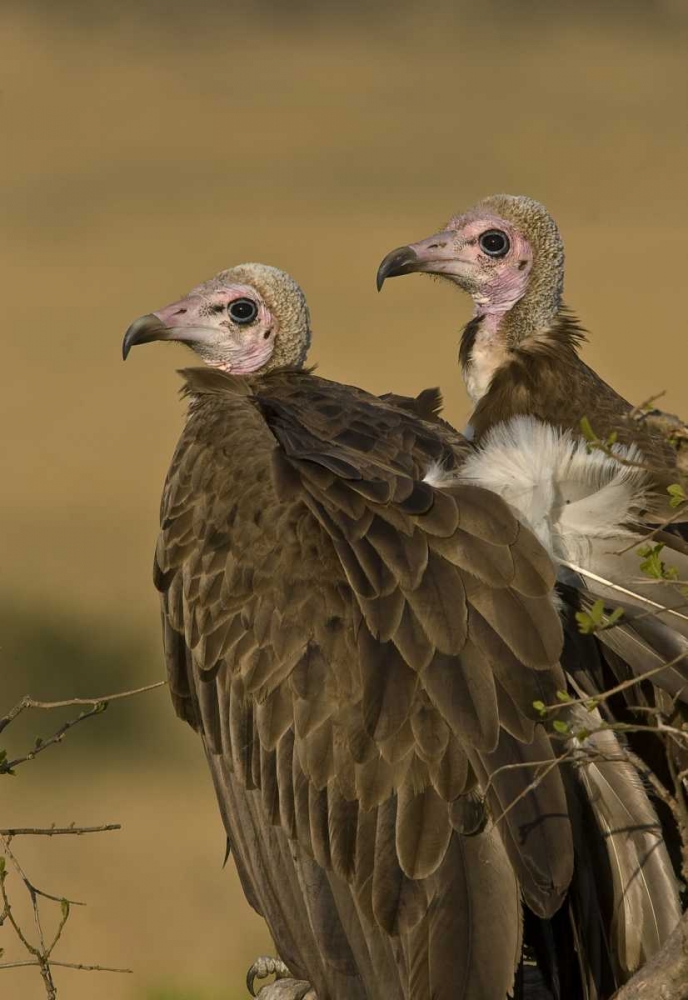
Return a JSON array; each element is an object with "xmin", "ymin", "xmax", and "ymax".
[{"xmin": 460, "ymin": 264, "xmax": 567, "ymax": 406}]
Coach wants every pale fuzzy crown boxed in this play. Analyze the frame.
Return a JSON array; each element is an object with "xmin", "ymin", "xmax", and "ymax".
[
  {"xmin": 471, "ymin": 195, "xmax": 565, "ymax": 335},
  {"xmin": 218, "ymin": 262, "xmax": 311, "ymax": 370}
]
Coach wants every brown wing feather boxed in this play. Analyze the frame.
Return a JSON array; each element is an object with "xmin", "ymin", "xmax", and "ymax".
[{"xmin": 158, "ymin": 367, "xmax": 572, "ymax": 998}]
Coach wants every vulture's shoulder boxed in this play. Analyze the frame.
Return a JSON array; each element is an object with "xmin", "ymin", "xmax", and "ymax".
[{"xmin": 175, "ymin": 365, "xmax": 469, "ymax": 483}]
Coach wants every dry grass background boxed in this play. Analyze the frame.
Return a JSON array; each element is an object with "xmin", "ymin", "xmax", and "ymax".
[{"xmin": 1, "ymin": 2, "xmax": 687, "ymax": 997}]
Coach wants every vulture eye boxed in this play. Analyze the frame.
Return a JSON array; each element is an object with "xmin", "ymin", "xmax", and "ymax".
[
  {"xmin": 479, "ymin": 230, "xmax": 510, "ymax": 258},
  {"xmin": 228, "ymin": 298, "xmax": 258, "ymax": 324}
]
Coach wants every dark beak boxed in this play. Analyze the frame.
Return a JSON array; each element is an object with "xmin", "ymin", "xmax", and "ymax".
[
  {"xmin": 122, "ymin": 314, "xmax": 172, "ymax": 360},
  {"xmin": 376, "ymin": 246, "xmax": 420, "ymax": 291}
]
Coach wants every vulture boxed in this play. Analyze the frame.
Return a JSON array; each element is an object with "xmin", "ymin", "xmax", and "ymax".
[
  {"xmin": 123, "ymin": 262, "xmax": 685, "ymax": 1000},
  {"xmin": 376, "ymin": 194, "xmax": 686, "ymax": 497},
  {"xmin": 377, "ymin": 194, "xmax": 688, "ymax": 736}
]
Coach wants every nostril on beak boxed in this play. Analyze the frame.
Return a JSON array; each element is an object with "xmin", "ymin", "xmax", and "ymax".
[{"xmin": 174, "ymin": 308, "xmax": 187, "ymax": 315}]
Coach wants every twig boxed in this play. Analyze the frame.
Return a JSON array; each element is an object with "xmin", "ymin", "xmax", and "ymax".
[
  {"xmin": 0, "ymin": 838, "xmax": 57, "ymax": 998},
  {"xmin": 1, "ymin": 836, "xmax": 83, "ymax": 907},
  {"xmin": 486, "ymin": 748, "xmax": 578, "ymax": 830},
  {"xmin": 1, "ymin": 703, "xmax": 108, "ymax": 775},
  {"xmin": 0, "ymin": 825, "xmax": 121, "ymax": 838},
  {"xmin": 628, "ymin": 390, "xmax": 667, "ymax": 421},
  {"xmin": 0, "ymin": 680, "xmax": 166, "ymax": 735},
  {"xmin": 541, "ymin": 652, "xmax": 688, "ymax": 713},
  {"xmin": 562, "ymin": 560, "xmax": 688, "ymax": 625},
  {"xmin": 613, "ymin": 502, "xmax": 688, "ymax": 556},
  {"xmin": 0, "ymin": 682, "xmax": 164, "ymax": 995},
  {"xmin": 0, "ymin": 681, "xmax": 167, "ymax": 774},
  {"xmin": 15, "ymin": 680, "xmax": 167, "ymax": 710},
  {"xmin": 0, "ymin": 960, "xmax": 132, "ymax": 973}
]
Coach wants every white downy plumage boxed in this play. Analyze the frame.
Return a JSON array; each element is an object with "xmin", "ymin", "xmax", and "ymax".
[
  {"xmin": 433, "ymin": 416, "xmax": 688, "ymax": 630},
  {"xmin": 450, "ymin": 416, "xmax": 648, "ymax": 562}
]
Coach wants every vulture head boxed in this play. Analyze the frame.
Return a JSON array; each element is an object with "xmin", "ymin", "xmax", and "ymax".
[
  {"xmin": 377, "ymin": 195, "xmax": 565, "ymax": 339},
  {"xmin": 122, "ymin": 263, "xmax": 311, "ymax": 373}
]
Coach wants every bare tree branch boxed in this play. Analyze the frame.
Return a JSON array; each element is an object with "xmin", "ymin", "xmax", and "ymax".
[
  {"xmin": 0, "ymin": 679, "xmax": 166, "ymax": 996},
  {"xmin": 541, "ymin": 652, "xmax": 688, "ymax": 713},
  {"xmin": 0, "ymin": 960, "xmax": 132, "ymax": 974},
  {"xmin": 0, "ymin": 825, "xmax": 121, "ymax": 838},
  {"xmin": 0, "ymin": 680, "xmax": 166, "ymax": 735},
  {"xmin": 0, "ymin": 681, "xmax": 167, "ymax": 775},
  {"xmin": 0, "ymin": 838, "xmax": 58, "ymax": 998}
]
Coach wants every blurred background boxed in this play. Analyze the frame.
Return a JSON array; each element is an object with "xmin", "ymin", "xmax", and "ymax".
[{"xmin": 2, "ymin": 1, "xmax": 688, "ymax": 997}]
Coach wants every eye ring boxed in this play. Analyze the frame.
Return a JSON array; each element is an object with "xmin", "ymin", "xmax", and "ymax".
[
  {"xmin": 228, "ymin": 298, "xmax": 258, "ymax": 324},
  {"xmin": 479, "ymin": 229, "xmax": 510, "ymax": 258}
]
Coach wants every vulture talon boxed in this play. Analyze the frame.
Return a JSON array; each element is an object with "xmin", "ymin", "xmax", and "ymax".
[{"xmin": 246, "ymin": 955, "xmax": 300, "ymax": 997}]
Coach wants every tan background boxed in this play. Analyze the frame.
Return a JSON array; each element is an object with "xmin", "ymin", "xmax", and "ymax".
[{"xmin": 2, "ymin": 3, "xmax": 688, "ymax": 998}]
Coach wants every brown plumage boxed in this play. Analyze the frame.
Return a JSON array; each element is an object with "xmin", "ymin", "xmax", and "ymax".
[
  {"xmin": 124, "ymin": 263, "xmax": 681, "ymax": 1000},
  {"xmin": 377, "ymin": 195, "xmax": 683, "ymax": 498},
  {"xmin": 161, "ymin": 362, "xmax": 566, "ymax": 992}
]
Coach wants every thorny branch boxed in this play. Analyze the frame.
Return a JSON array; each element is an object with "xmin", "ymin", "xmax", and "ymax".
[{"xmin": 0, "ymin": 680, "xmax": 166, "ymax": 997}]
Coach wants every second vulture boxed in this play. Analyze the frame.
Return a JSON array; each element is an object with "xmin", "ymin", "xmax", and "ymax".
[
  {"xmin": 123, "ymin": 262, "xmax": 687, "ymax": 1000},
  {"xmin": 378, "ymin": 194, "xmax": 688, "ymax": 709},
  {"xmin": 376, "ymin": 193, "xmax": 687, "ymax": 497}
]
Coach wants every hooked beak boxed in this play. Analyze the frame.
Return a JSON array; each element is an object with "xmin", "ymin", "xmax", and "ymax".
[
  {"xmin": 122, "ymin": 296, "xmax": 215, "ymax": 360},
  {"xmin": 122, "ymin": 314, "xmax": 173, "ymax": 360},
  {"xmin": 376, "ymin": 230, "xmax": 465, "ymax": 290}
]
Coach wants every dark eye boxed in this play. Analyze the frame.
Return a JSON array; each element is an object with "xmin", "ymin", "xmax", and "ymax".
[
  {"xmin": 479, "ymin": 230, "xmax": 510, "ymax": 258},
  {"xmin": 228, "ymin": 298, "xmax": 258, "ymax": 324}
]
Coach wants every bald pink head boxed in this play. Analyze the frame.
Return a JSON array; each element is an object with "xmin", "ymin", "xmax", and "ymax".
[
  {"xmin": 123, "ymin": 263, "xmax": 311, "ymax": 374},
  {"xmin": 377, "ymin": 195, "xmax": 565, "ymax": 335}
]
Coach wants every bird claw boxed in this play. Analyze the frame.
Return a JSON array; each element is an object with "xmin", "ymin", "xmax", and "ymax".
[{"xmin": 246, "ymin": 955, "xmax": 292, "ymax": 996}]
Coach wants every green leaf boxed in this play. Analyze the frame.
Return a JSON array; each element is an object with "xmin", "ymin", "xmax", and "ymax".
[
  {"xmin": 556, "ymin": 690, "xmax": 571, "ymax": 702},
  {"xmin": 638, "ymin": 542, "xmax": 681, "ymax": 583},
  {"xmin": 668, "ymin": 483, "xmax": 687, "ymax": 508},
  {"xmin": 590, "ymin": 600, "xmax": 605, "ymax": 623},
  {"xmin": 607, "ymin": 431, "xmax": 618, "ymax": 446},
  {"xmin": 0, "ymin": 748, "xmax": 14, "ymax": 776},
  {"xmin": 576, "ymin": 599, "xmax": 607, "ymax": 634},
  {"xmin": 638, "ymin": 542, "xmax": 667, "ymax": 579},
  {"xmin": 606, "ymin": 607, "xmax": 625, "ymax": 627},
  {"xmin": 532, "ymin": 700, "xmax": 546, "ymax": 716},
  {"xmin": 580, "ymin": 416, "xmax": 597, "ymax": 442},
  {"xmin": 552, "ymin": 720, "xmax": 570, "ymax": 734}
]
